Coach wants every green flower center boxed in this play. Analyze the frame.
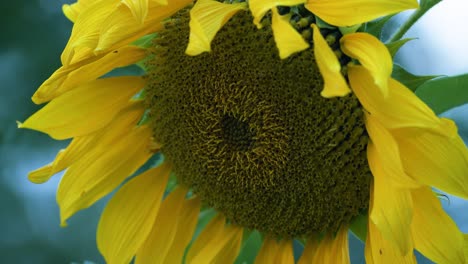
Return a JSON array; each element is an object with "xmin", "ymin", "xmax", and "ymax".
[{"xmin": 146, "ymin": 10, "xmax": 371, "ymax": 238}]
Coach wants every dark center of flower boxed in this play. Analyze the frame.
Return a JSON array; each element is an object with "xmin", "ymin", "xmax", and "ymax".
[{"xmin": 145, "ymin": 9, "xmax": 371, "ymax": 238}]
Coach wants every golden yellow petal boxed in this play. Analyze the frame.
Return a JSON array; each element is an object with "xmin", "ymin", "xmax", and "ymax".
[
  {"xmin": 365, "ymin": 114, "xmax": 420, "ymax": 188},
  {"xmin": 249, "ymin": 0, "xmax": 306, "ymax": 28},
  {"xmin": 96, "ymin": 0, "xmax": 191, "ymax": 53},
  {"xmin": 271, "ymin": 8, "xmax": 309, "ymax": 59},
  {"xmin": 62, "ymin": 0, "xmax": 93, "ymax": 23},
  {"xmin": 312, "ymin": 227, "xmax": 350, "ymax": 263},
  {"xmin": 162, "ymin": 197, "xmax": 201, "ymax": 264},
  {"xmin": 21, "ymin": 76, "xmax": 145, "ymax": 139},
  {"xmin": 57, "ymin": 106, "xmax": 151, "ymax": 224},
  {"xmin": 255, "ymin": 237, "xmax": 281, "ymax": 264},
  {"xmin": 122, "ymin": 0, "xmax": 149, "ymax": 24},
  {"xmin": 368, "ymin": 151, "xmax": 413, "ymax": 255},
  {"xmin": 186, "ymin": 214, "xmax": 243, "ymax": 264},
  {"xmin": 97, "ymin": 164, "xmax": 171, "ymax": 264},
  {"xmin": 365, "ymin": 219, "xmax": 416, "ymax": 264},
  {"xmin": 348, "ymin": 66, "xmax": 442, "ymax": 130},
  {"xmin": 136, "ymin": 187, "xmax": 189, "ymax": 264},
  {"xmin": 341, "ymin": 33, "xmax": 392, "ymax": 96},
  {"xmin": 185, "ymin": 0, "xmax": 247, "ymax": 56},
  {"xmin": 411, "ymin": 187, "xmax": 465, "ymax": 263},
  {"xmin": 311, "ymin": 24, "xmax": 350, "ymax": 97},
  {"xmin": 395, "ymin": 119, "xmax": 468, "ymax": 199},
  {"xmin": 33, "ymin": 46, "xmax": 146, "ymax": 104},
  {"xmin": 298, "ymin": 238, "xmax": 319, "ymax": 264},
  {"xmin": 28, "ymin": 162, "xmax": 55, "ymax": 184},
  {"xmin": 305, "ymin": 0, "xmax": 418, "ymax": 27},
  {"xmin": 211, "ymin": 227, "xmax": 244, "ymax": 264}
]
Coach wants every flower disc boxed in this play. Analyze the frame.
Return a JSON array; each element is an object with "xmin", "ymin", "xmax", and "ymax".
[{"xmin": 146, "ymin": 10, "xmax": 371, "ymax": 238}]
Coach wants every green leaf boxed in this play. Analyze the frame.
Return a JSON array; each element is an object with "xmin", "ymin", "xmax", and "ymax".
[
  {"xmin": 362, "ymin": 14, "xmax": 396, "ymax": 38},
  {"xmin": 349, "ymin": 212, "xmax": 368, "ymax": 242},
  {"xmin": 132, "ymin": 33, "xmax": 157, "ymax": 48},
  {"xmin": 386, "ymin": 38, "xmax": 415, "ymax": 58},
  {"xmin": 415, "ymin": 73, "xmax": 468, "ymax": 115},
  {"xmin": 391, "ymin": 64, "xmax": 439, "ymax": 92},
  {"xmin": 235, "ymin": 230, "xmax": 262, "ymax": 264}
]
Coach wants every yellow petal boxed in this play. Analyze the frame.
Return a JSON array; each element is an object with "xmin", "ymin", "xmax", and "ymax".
[
  {"xmin": 211, "ymin": 227, "xmax": 244, "ymax": 264},
  {"xmin": 271, "ymin": 8, "xmax": 309, "ymax": 59},
  {"xmin": 365, "ymin": 219, "xmax": 416, "ymax": 264},
  {"xmin": 411, "ymin": 187, "xmax": 465, "ymax": 264},
  {"xmin": 305, "ymin": 0, "xmax": 418, "ymax": 27},
  {"xmin": 249, "ymin": 0, "xmax": 306, "ymax": 28},
  {"xmin": 395, "ymin": 119, "xmax": 468, "ymax": 199},
  {"xmin": 61, "ymin": 0, "xmax": 120, "ymax": 65},
  {"xmin": 21, "ymin": 76, "xmax": 145, "ymax": 139},
  {"xmin": 62, "ymin": 0, "xmax": 94, "ymax": 23},
  {"xmin": 122, "ymin": 0, "xmax": 149, "ymax": 24},
  {"xmin": 97, "ymin": 164, "xmax": 171, "ymax": 264},
  {"xmin": 186, "ymin": 214, "xmax": 243, "ymax": 264},
  {"xmin": 312, "ymin": 227, "xmax": 350, "ymax": 263},
  {"xmin": 96, "ymin": 0, "xmax": 191, "ymax": 53},
  {"xmin": 33, "ymin": 46, "xmax": 146, "ymax": 104},
  {"xmin": 348, "ymin": 66, "xmax": 442, "ymax": 130},
  {"xmin": 255, "ymin": 238, "xmax": 294, "ymax": 264},
  {"xmin": 298, "ymin": 238, "xmax": 319, "ymax": 264},
  {"xmin": 160, "ymin": 197, "xmax": 201, "ymax": 264},
  {"xmin": 136, "ymin": 187, "xmax": 196, "ymax": 264},
  {"xmin": 185, "ymin": 0, "xmax": 247, "ymax": 56},
  {"xmin": 57, "ymin": 108, "xmax": 152, "ymax": 224},
  {"xmin": 312, "ymin": 24, "xmax": 350, "ymax": 97},
  {"xmin": 368, "ymin": 153, "xmax": 413, "ymax": 255},
  {"xmin": 464, "ymin": 234, "xmax": 468, "ymax": 262},
  {"xmin": 365, "ymin": 114, "xmax": 420, "ymax": 188},
  {"xmin": 341, "ymin": 33, "xmax": 392, "ymax": 96}
]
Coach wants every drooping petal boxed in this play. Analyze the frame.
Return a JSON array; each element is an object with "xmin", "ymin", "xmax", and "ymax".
[
  {"xmin": 97, "ymin": 164, "xmax": 171, "ymax": 264},
  {"xmin": 255, "ymin": 238, "xmax": 294, "ymax": 264},
  {"xmin": 186, "ymin": 214, "xmax": 244, "ymax": 264},
  {"xmin": 96, "ymin": 0, "xmax": 192, "ymax": 53},
  {"xmin": 411, "ymin": 187, "xmax": 465, "ymax": 264},
  {"xmin": 159, "ymin": 197, "xmax": 201, "ymax": 264},
  {"xmin": 20, "ymin": 76, "xmax": 145, "ymax": 139},
  {"xmin": 312, "ymin": 227, "xmax": 350, "ymax": 263},
  {"xmin": 57, "ymin": 107, "xmax": 152, "ymax": 224},
  {"xmin": 122, "ymin": 0, "xmax": 149, "ymax": 24},
  {"xmin": 348, "ymin": 66, "xmax": 442, "ymax": 130},
  {"xmin": 271, "ymin": 8, "xmax": 309, "ymax": 59},
  {"xmin": 185, "ymin": 0, "xmax": 247, "ymax": 56},
  {"xmin": 311, "ymin": 24, "xmax": 350, "ymax": 97},
  {"xmin": 249, "ymin": 0, "xmax": 306, "ymax": 28},
  {"xmin": 395, "ymin": 120, "xmax": 468, "ymax": 199},
  {"xmin": 33, "ymin": 46, "xmax": 146, "ymax": 104},
  {"xmin": 365, "ymin": 219, "xmax": 416, "ymax": 264},
  {"xmin": 305, "ymin": 0, "xmax": 418, "ymax": 27},
  {"xmin": 298, "ymin": 238, "xmax": 319, "ymax": 264},
  {"xmin": 341, "ymin": 33, "xmax": 392, "ymax": 96},
  {"xmin": 368, "ymin": 152, "xmax": 413, "ymax": 255},
  {"xmin": 136, "ymin": 187, "xmax": 200, "ymax": 264},
  {"xmin": 365, "ymin": 114, "xmax": 420, "ymax": 188}
]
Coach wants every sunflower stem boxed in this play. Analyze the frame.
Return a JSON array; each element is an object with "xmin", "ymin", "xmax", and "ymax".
[{"xmin": 388, "ymin": 8, "xmax": 425, "ymax": 43}]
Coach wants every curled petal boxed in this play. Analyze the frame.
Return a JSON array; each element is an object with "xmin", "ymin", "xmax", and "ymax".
[
  {"xmin": 271, "ymin": 8, "xmax": 309, "ymax": 59},
  {"xmin": 305, "ymin": 0, "xmax": 418, "ymax": 27},
  {"xmin": 312, "ymin": 24, "xmax": 350, "ymax": 97},
  {"xmin": 186, "ymin": 0, "xmax": 247, "ymax": 56},
  {"xmin": 249, "ymin": 0, "xmax": 306, "ymax": 28},
  {"xmin": 122, "ymin": 0, "xmax": 149, "ymax": 24},
  {"xmin": 341, "ymin": 33, "xmax": 392, "ymax": 96}
]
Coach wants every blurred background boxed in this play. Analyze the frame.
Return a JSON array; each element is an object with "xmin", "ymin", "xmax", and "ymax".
[{"xmin": 1, "ymin": 0, "xmax": 467, "ymax": 263}]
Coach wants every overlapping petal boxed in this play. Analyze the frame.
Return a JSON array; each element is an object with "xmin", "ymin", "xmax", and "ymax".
[
  {"xmin": 312, "ymin": 24, "xmax": 350, "ymax": 97},
  {"xmin": 271, "ymin": 8, "xmax": 309, "ymax": 59},
  {"xmin": 365, "ymin": 220, "xmax": 416, "ymax": 264},
  {"xmin": 185, "ymin": 214, "xmax": 243, "ymax": 264},
  {"xmin": 20, "ymin": 76, "xmax": 145, "ymax": 139},
  {"xmin": 312, "ymin": 227, "xmax": 350, "ymax": 263},
  {"xmin": 341, "ymin": 33, "xmax": 392, "ymax": 96},
  {"xmin": 305, "ymin": 0, "xmax": 418, "ymax": 27},
  {"xmin": 62, "ymin": 0, "xmax": 94, "ymax": 22},
  {"xmin": 122, "ymin": 0, "xmax": 150, "ymax": 24},
  {"xmin": 33, "ymin": 46, "xmax": 146, "ymax": 104},
  {"xmin": 411, "ymin": 187, "xmax": 465, "ymax": 263},
  {"xmin": 255, "ymin": 238, "xmax": 294, "ymax": 264},
  {"xmin": 97, "ymin": 164, "xmax": 171, "ymax": 264},
  {"xmin": 249, "ymin": 0, "xmax": 306, "ymax": 28},
  {"xmin": 185, "ymin": 0, "xmax": 247, "ymax": 56},
  {"xmin": 298, "ymin": 238, "xmax": 319, "ymax": 264}
]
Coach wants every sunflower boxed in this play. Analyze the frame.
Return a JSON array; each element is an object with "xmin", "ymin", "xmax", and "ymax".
[{"xmin": 20, "ymin": 0, "xmax": 468, "ymax": 263}]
